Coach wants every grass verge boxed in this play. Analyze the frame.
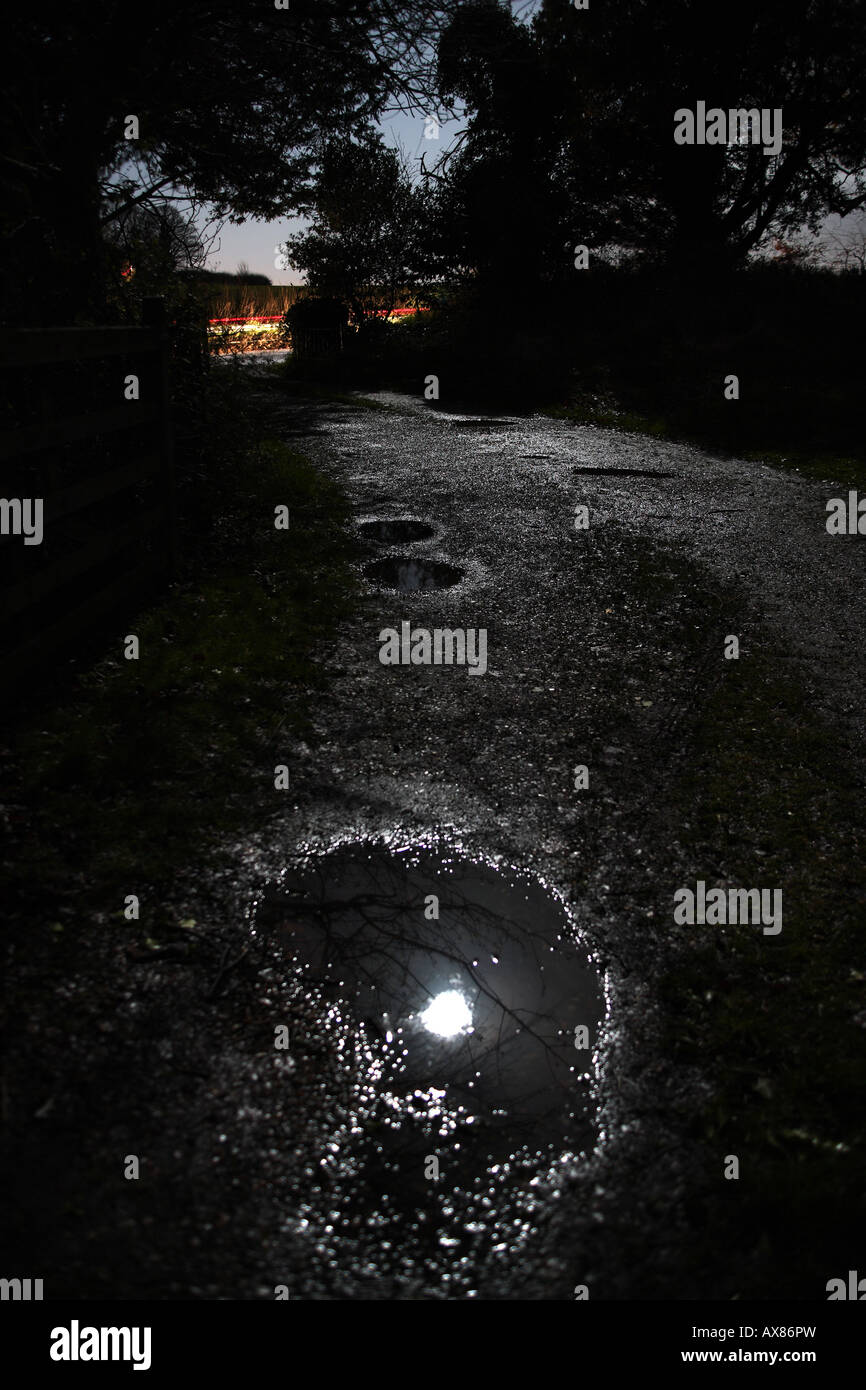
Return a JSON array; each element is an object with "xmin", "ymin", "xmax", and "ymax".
[
  {"xmin": 3, "ymin": 376, "xmax": 360, "ymax": 936},
  {"xmin": 661, "ymin": 648, "xmax": 866, "ymax": 1297},
  {"xmin": 541, "ymin": 390, "xmax": 866, "ymax": 491}
]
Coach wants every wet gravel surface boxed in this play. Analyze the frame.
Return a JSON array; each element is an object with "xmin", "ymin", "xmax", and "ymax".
[{"xmin": 5, "ymin": 382, "xmax": 865, "ymax": 1300}]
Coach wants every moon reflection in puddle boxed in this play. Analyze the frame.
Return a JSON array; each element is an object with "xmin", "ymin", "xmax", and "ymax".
[{"xmin": 254, "ymin": 846, "xmax": 604, "ymax": 1189}]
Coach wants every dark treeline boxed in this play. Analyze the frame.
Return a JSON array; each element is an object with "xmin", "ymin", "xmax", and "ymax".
[
  {"xmin": 285, "ymin": 0, "xmax": 866, "ymax": 456},
  {"xmin": 3, "ymin": 0, "xmax": 866, "ymax": 454},
  {"xmin": 354, "ymin": 263, "xmax": 866, "ymax": 461},
  {"xmin": 2, "ymin": 1, "xmax": 451, "ymax": 324},
  {"xmin": 183, "ymin": 269, "xmax": 272, "ymax": 286},
  {"xmin": 340, "ymin": 0, "xmax": 866, "ymax": 455}
]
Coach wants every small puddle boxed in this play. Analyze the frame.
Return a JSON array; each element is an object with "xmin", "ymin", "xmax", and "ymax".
[
  {"xmin": 359, "ymin": 519, "xmax": 436, "ymax": 544},
  {"xmin": 364, "ymin": 556, "xmax": 464, "ymax": 592},
  {"xmin": 449, "ymin": 418, "xmax": 513, "ymax": 430},
  {"xmin": 571, "ymin": 465, "xmax": 676, "ymax": 478},
  {"xmin": 252, "ymin": 844, "xmax": 604, "ymax": 1281}
]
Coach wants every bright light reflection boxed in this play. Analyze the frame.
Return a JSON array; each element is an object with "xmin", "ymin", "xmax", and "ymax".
[{"xmin": 420, "ymin": 990, "xmax": 473, "ymax": 1038}]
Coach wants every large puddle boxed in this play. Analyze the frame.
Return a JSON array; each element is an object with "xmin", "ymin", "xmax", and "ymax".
[{"xmin": 252, "ymin": 844, "xmax": 605, "ymax": 1288}]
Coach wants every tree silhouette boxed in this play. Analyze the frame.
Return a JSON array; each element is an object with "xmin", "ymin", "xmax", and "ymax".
[
  {"xmin": 433, "ymin": 0, "xmax": 866, "ymax": 275},
  {"xmin": 2, "ymin": 1, "xmax": 456, "ymax": 320},
  {"xmin": 282, "ymin": 136, "xmax": 430, "ymax": 328}
]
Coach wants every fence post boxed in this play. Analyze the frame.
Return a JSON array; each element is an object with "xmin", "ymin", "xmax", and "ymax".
[{"xmin": 142, "ymin": 297, "xmax": 177, "ymax": 577}]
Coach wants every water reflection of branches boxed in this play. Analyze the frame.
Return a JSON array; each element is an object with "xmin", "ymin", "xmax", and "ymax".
[{"xmin": 261, "ymin": 853, "xmax": 581, "ymax": 1107}]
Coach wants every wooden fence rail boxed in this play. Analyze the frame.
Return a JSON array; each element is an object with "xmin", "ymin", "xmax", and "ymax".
[{"xmin": 0, "ymin": 297, "xmax": 176, "ymax": 698}]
